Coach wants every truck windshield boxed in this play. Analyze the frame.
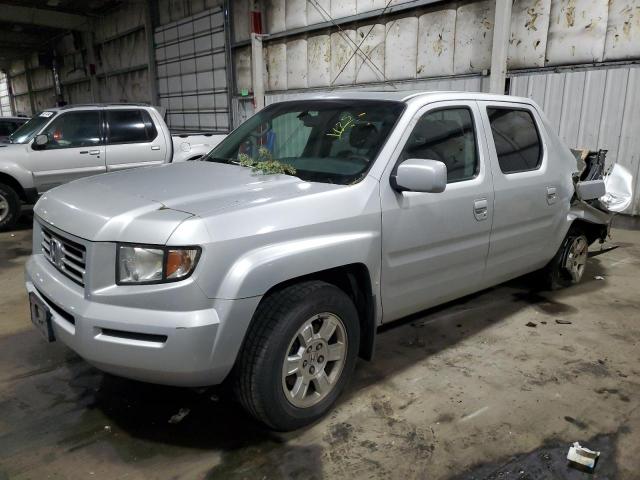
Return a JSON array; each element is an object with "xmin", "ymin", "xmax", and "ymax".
[
  {"xmin": 205, "ymin": 99, "xmax": 404, "ymax": 184},
  {"xmin": 8, "ymin": 112, "xmax": 57, "ymax": 144}
]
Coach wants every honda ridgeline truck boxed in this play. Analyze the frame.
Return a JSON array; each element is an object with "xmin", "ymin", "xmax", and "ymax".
[{"xmin": 25, "ymin": 92, "xmax": 614, "ymax": 430}]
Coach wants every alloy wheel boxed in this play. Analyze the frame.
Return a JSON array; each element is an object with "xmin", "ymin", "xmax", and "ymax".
[
  {"xmin": 281, "ymin": 312, "xmax": 347, "ymax": 408},
  {"xmin": 565, "ymin": 236, "xmax": 588, "ymax": 283}
]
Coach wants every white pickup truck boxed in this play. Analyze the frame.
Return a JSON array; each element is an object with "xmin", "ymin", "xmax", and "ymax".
[{"xmin": 0, "ymin": 103, "xmax": 226, "ymax": 230}]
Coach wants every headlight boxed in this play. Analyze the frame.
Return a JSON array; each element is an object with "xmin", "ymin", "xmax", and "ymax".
[{"xmin": 117, "ymin": 244, "xmax": 201, "ymax": 284}]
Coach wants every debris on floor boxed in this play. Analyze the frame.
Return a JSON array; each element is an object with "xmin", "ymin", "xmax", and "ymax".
[
  {"xmin": 594, "ymin": 275, "xmax": 605, "ymax": 280},
  {"xmin": 555, "ymin": 319, "xmax": 572, "ymax": 325},
  {"xmin": 567, "ymin": 442, "xmax": 600, "ymax": 470},
  {"xmin": 103, "ymin": 425, "xmax": 112, "ymax": 433},
  {"xmin": 168, "ymin": 408, "xmax": 191, "ymax": 424},
  {"xmin": 525, "ymin": 322, "xmax": 537, "ymax": 328}
]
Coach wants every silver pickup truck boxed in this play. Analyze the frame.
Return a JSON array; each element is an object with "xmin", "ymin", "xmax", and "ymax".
[
  {"xmin": 0, "ymin": 103, "xmax": 225, "ymax": 230},
  {"xmin": 25, "ymin": 91, "xmax": 617, "ymax": 431}
]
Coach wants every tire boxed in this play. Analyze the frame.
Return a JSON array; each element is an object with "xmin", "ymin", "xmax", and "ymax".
[
  {"xmin": 0, "ymin": 183, "xmax": 20, "ymax": 232},
  {"xmin": 235, "ymin": 280, "xmax": 360, "ymax": 431},
  {"xmin": 541, "ymin": 228, "xmax": 589, "ymax": 290}
]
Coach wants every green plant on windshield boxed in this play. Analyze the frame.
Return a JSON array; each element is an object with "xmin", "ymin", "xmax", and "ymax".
[{"xmin": 238, "ymin": 147, "xmax": 297, "ymax": 175}]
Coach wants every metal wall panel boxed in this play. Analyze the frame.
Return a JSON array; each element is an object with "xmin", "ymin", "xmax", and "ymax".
[
  {"xmin": 417, "ymin": 10, "xmax": 456, "ymax": 77},
  {"xmin": 511, "ymin": 65, "xmax": 640, "ymax": 214},
  {"xmin": 266, "ymin": 0, "xmax": 287, "ymax": 33},
  {"xmin": 267, "ymin": 43, "xmax": 288, "ymax": 90},
  {"xmin": 286, "ymin": 0, "xmax": 307, "ymax": 29},
  {"xmin": 355, "ymin": 24, "xmax": 385, "ymax": 84},
  {"xmin": 385, "ymin": 17, "xmax": 419, "ymax": 81},
  {"xmin": 287, "ymin": 39, "xmax": 308, "ymax": 88},
  {"xmin": 307, "ymin": 35, "xmax": 331, "ymax": 87},
  {"xmin": 604, "ymin": 0, "xmax": 640, "ymax": 61},
  {"xmin": 454, "ymin": 1, "xmax": 495, "ymax": 74},
  {"xmin": 308, "ymin": 0, "xmax": 330, "ymax": 24},
  {"xmin": 330, "ymin": 30, "xmax": 357, "ymax": 85},
  {"xmin": 507, "ymin": 0, "xmax": 551, "ymax": 69},
  {"xmin": 546, "ymin": 0, "xmax": 608, "ymax": 65},
  {"xmin": 0, "ymin": 73, "xmax": 11, "ymax": 116},
  {"xmin": 155, "ymin": 7, "xmax": 230, "ymax": 132}
]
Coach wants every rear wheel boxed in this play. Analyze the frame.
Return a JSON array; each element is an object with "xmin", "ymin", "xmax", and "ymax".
[
  {"xmin": 0, "ymin": 183, "xmax": 20, "ymax": 231},
  {"xmin": 542, "ymin": 228, "xmax": 589, "ymax": 289},
  {"xmin": 235, "ymin": 281, "xmax": 360, "ymax": 431}
]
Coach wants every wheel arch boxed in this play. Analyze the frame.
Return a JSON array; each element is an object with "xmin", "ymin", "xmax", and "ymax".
[
  {"xmin": 569, "ymin": 218, "xmax": 609, "ymax": 245},
  {"xmin": 249, "ymin": 264, "xmax": 377, "ymax": 362},
  {"xmin": 0, "ymin": 172, "xmax": 28, "ymax": 202}
]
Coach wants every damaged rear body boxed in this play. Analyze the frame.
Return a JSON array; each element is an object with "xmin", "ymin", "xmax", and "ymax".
[{"xmin": 569, "ymin": 148, "xmax": 633, "ymax": 244}]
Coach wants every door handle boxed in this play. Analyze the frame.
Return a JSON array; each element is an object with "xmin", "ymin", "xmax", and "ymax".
[
  {"xmin": 89, "ymin": 150, "xmax": 101, "ymax": 155},
  {"xmin": 151, "ymin": 146, "xmax": 160, "ymax": 150},
  {"xmin": 473, "ymin": 199, "xmax": 488, "ymax": 221},
  {"xmin": 546, "ymin": 186, "xmax": 558, "ymax": 205}
]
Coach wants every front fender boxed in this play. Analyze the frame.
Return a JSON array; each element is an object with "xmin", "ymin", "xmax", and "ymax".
[
  {"xmin": 212, "ymin": 231, "xmax": 380, "ymax": 300},
  {"xmin": 0, "ymin": 150, "xmax": 34, "ymax": 190}
]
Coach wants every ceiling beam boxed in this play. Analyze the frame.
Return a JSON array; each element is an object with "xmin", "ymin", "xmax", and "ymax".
[
  {"xmin": 0, "ymin": 30, "xmax": 49, "ymax": 48},
  {"xmin": 0, "ymin": 4, "xmax": 90, "ymax": 32},
  {"xmin": 0, "ymin": 47, "xmax": 29, "ymax": 57}
]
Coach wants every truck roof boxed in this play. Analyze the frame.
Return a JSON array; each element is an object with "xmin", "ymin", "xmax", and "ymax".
[
  {"xmin": 37, "ymin": 103, "xmax": 153, "ymax": 113},
  {"xmin": 277, "ymin": 90, "xmax": 536, "ymax": 106}
]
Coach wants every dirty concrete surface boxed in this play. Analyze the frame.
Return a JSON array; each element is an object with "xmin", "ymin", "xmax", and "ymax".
[{"xmin": 1, "ymin": 213, "xmax": 639, "ymax": 480}]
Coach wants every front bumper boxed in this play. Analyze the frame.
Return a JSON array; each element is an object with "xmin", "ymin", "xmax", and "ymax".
[{"xmin": 25, "ymin": 254, "xmax": 261, "ymax": 386}]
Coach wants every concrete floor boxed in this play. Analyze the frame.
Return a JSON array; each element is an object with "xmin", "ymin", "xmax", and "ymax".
[{"xmin": 1, "ymin": 213, "xmax": 639, "ymax": 480}]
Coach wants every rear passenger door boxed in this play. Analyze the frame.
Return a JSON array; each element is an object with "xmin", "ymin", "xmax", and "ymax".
[
  {"xmin": 479, "ymin": 102, "xmax": 564, "ymax": 284},
  {"xmin": 380, "ymin": 101, "xmax": 494, "ymax": 322},
  {"xmin": 105, "ymin": 109, "xmax": 166, "ymax": 171}
]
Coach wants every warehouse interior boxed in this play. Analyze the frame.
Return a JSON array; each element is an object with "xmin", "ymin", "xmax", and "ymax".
[{"xmin": 1, "ymin": 0, "xmax": 640, "ymax": 478}]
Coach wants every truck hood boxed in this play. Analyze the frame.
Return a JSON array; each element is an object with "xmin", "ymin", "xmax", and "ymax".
[{"xmin": 35, "ymin": 161, "xmax": 341, "ymax": 242}]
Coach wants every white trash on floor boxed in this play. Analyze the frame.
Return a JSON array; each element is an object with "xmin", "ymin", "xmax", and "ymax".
[{"xmin": 567, "ymin": 442, "xmax": 600, "ymax": 470}]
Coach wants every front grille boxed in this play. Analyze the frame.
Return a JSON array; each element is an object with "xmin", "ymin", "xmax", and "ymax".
[{"xmin": 41, "ymin": 226, "xmax": 87, "ymax": 286}]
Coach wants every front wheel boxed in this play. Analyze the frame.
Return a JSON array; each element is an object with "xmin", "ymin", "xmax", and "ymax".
[
  {"xmin": 542, "ymin": 228, "xmax": 589, "ymax": 289},
  {"xmin": 0, "ymin": 183, "xmax": 20, "ymax": 231},
  {"xmin": 234, "ymin": 281, "xmax": 360, "ymax": 431}
]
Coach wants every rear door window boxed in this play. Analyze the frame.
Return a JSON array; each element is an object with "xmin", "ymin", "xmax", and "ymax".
[
  {"xmin": 106, "ymin": 110, "xmax": 157, "ymax": 144},
  {"xmin": 487, "ymin": 107, "xmax": 542, "ymax": 173}
]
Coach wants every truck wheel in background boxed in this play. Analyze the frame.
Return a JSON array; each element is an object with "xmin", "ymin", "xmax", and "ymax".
[
  {"xmin": 542, "ymin": 227, "xmax": 589, "ymax": 290},
  {"xmin": 0, "ymin": 183, "xmax": 20, "ymax": 231},
  {"xmin": 235, "ymin": 280, "xmax": 360, "ymax": 431}
]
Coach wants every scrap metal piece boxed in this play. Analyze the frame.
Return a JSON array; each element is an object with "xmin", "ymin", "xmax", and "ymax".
[
  {"xmin": 600, "ymin": 164, "xmax": 633, "ymax": 213},
  {"xmin": 567, "ymin": 442, "xmax": 600, "ymax": 470}
]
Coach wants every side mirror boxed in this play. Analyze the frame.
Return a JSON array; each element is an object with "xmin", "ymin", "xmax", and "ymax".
[
  {"xmin": 391, "ymin": 158, "xmax": 447, "ymax": 193},
  {"xmin": 33, "ymin": 134, "xmax": 49, "ymax": 149}
]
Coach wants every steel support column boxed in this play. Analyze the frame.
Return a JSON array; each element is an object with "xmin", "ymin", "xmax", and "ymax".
[
  {"xmin": 251, "ymin": 33, "xmax": 265, "ymax": 112},
  {"xmin": 144, "ymin": 0, "xmax": 160, "ymax": 106},
  {"xmin": 489, "ymin": 0, "xmax": 512, "ymax": 94}
]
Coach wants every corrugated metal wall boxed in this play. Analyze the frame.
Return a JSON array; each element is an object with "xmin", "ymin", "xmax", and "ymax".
[
  {"xmin": 264, "ymin": 74, "xmax": 491, "ymax": 104},
  {"xmin": 233, "ymin": 0, "xmax": 640, "ymax": 95},
  {"xmin": 510, "ymin": 65, "xmax": 640, "ymax": 215},
  {"xmin": 0, "ymin": 72, "xmax": 12, "ymax": 116},
  {"xmin": 155, "ymin": 6, "xmax": 230, "ymax": 132}
]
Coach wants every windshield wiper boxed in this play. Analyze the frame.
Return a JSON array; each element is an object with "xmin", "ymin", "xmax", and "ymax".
[{"xmin": 205, "ymin": 156, "xmax": 235, "ymax": 164}]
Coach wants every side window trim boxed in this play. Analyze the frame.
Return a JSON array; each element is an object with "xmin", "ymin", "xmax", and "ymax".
[
  {"xmin": 394, "ymin": 104, "xmax": 481, "ymax": 184},
  {"xmin": 485, "ymin": 104, "xmax": 544, "ymax": 175},
  {"xmin": 105, "ymin": 109, "xmax": 158, "ymax": 145}
]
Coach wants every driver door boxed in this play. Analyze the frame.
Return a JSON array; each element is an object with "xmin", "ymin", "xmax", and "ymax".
[
  {"xmin": 28, "ymin": 110, "xmax": 106, "ymax": 193},
  {"xmin": 380, "ymin": 100, "xmax": 494, "ymax": 321}
]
